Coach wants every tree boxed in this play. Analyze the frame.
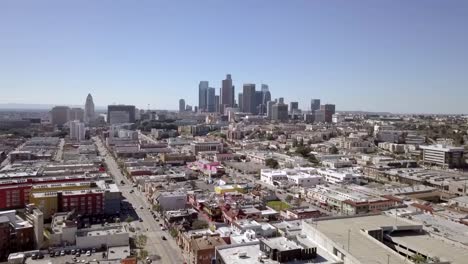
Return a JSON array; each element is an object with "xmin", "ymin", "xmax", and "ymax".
[
  {"xmin": 308, "ymin": 154, "xmax": 319, "ymax": 164},
  {"xmin": 152, "ymin": 204, "xmax": 162, "ymax": 213},
  {"xmin": 136, "ymin": 234, "xmax": 148, "ymax": 248},
  {"xmin": 285, "ymin": 195, "xmax": 294, "ymax": 203},
  {"xmin": 329, "ymin": 146, "xmax": 339, "ymax": 154},
  {"xmin": 265, "ymin": 158, "xmax": 279, "ymax": 169},
  {"xmin": 138, "ymin": 249, "xmax": 149, "ymax": 260},
  {"xmin": 125, "ymin": 216, "xmax": 134, "ymax": 223},
  {"xmin": 191, "ymin": 219, "xmax": 209, "ymax": 230},
  {"xmin": 295, "ymin": 146, "xmax": 312, "ymax": 157},
  {"xmin": 410, "ymin": 254, "xmax": 426, "ymax": 264}
]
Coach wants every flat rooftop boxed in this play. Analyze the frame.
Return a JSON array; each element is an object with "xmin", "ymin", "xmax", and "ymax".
[
  {"xmin": 306, "ymin": 214, "xmax": 468, "ymax": 264},
  {"xmin": 217, "ymin": 241, "xmax": 339, "ymax": 264}
]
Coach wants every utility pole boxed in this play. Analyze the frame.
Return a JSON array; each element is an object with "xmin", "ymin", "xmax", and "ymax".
[{"xmin": 347, "ymin": 229, "xmax": 351, "ymax": 252}]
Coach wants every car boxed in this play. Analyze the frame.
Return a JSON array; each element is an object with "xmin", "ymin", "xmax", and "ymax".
[
  {"xmin": 161, "ymin": 235, "xmax": 167, "ymax": 240},
  {"xmin": 38, "ymin": 254, "xmax": 44, "ymax": 259},
  {"xmin": 92, "ymin": 248, "xmax": 96, "ymax": 253},
  {"xmin": 55, "ymin": 252, "xmax": 61, "ymax": 257},
  {"xmin": 86, "ymin": 251, "xmax": 91, "ymax": 256},
  {"xmin": 71, "ymin": 249, "xmax": 76, "ymax": 255},
  {"xmin": 61, "ymin": 250, "xmax": 66, "ymax": 256},
  {"xmin": 75, "ymin": 253, "xmax": 81, "ymax": 257},
  {"xmin": 31, "ymin": 254, "xmax": 38, "ymax": 260}
]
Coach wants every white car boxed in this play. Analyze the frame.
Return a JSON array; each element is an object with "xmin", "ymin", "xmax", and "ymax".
[{"xmin": 86, "ymin": 251, "xmax": 91, "ymax": 256}]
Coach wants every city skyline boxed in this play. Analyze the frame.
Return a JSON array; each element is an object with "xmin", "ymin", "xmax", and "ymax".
[{"xmin": 1, "ymin": 1, "xmax": 468, "ymax": 114}]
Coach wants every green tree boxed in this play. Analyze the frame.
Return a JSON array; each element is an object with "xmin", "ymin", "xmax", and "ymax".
[
  {"xmin": 125, "ymin": 216, "xmax": 134, "ymax": 223},
  {"xmin": 138, "ymin": 249, "xmax": 149, "ymax": 260},
  {"xmin": 265, "ymin": 158, "xmax": 279, "ymax": 169},
  {"xmin": 410, "ymin": 253, "xmax": 426, "ymax": 264},
  {"xmin": 329, "ymin": 146, "xmax": 339, "ymax": 154},
  {"xmin": 191, "ymin": 219, "xmax": 209, "ymax": 230},
  {"xmin": 285, "ymin": 195, "xmax": 294, "ymax": 203}
]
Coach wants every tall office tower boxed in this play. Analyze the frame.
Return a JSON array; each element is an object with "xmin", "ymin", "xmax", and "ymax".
[
  {"xmin": 266, "ymin": 101, "xmax": 275, "ymax": 119},
  {"xmin": 289, "ymin": 102, "xmax": 299, "ymax": 113},
  {"xmin": 278, "ymin": 97, "xmax": 284, "ymax": 104},
  {"xmin": 242, "ymin": 83, "xmax": 256, "ymax": 114},
  {"xmin": 238, "ymin": 93, "xmax": 243, "ymax": 112},
  {"xmin": 179, "ymin": 99, "xmax": 186, "ymax": 112},
  {"xmin": 107, "ymin": 105, "xmax": 136, "ymax": 124},
  {"xmin": 311, "ymin": 99, "xmax": 321, "ymax": 112},
  {"xmin": 50, "ymin": 106, "xmax": 70, "ymax": 126},
  {"xmin": 84, "ymin": 93, "xmax": 95, "ymax": 123},
  {"xmin": 214, "ymin": 95, "xmax": 220, "ymax": 113},
  {"xmin": 186, "ymin": 105, "xmax": 193, "ymax": 112},
  {"xmin": 198, "ymin": 81, "xmax": 209, "ymax": 112},
  {"xmin": 69, "ymin": 120, "xmax": 86, "ymax": 141},
  {"xmin": 255, "ymin": 91, "xmax": 264, "ymax": 115},
  {"xmin": 69, "ymin": 108, "xmax": 84, "ymax": 122},
  {"xmin": 262, "ymin": 90, "xmax": 271, "ymax": 106},
  {"xmin": 221, "ymin": 74, "xmax": 234, "ymax": 113},
  {"xmin": 272, "ymin": 102, "xmax": 289, "ymax": 121},
  {"xmin": 261, "ymin": 84, "xmax": 269, "ymax": 92},
  {"xmin": 321, "ymin": 104, "xmax": 336, "ymax": 123},
  {"xmin": 207, "ymin": 87, "xmax": 216, "ymax": 112}
]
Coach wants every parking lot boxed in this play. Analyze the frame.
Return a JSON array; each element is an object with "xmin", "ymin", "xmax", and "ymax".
[{"xmin": 25, "ymin": 249, "xmax": 106, "ymax": 264}]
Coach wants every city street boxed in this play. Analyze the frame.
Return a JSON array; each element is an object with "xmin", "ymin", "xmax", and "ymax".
[{"xmin": 93, "ymin": 136, "xmax": 184, "ymax": 264}]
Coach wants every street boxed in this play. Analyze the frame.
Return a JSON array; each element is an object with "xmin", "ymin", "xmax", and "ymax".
[{"xmin": 93, "ymin": 136, "xmax": 184, "ymax": 264}]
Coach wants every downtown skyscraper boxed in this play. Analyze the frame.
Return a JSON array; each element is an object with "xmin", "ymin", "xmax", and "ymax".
[
  {"xmin": 242, "ymin": 83, "xmax": 256, "ymax": 114},
  {"xmin": 220, "ymin": 74, "xmax": 234, "ymax": 113},
  {"xmin": 84, "ymin": 93, "xmax": 95, "ymax": 123},
  {"xmin": 198, "ymin": 81, "xmax": 209, "ymax": 112}
]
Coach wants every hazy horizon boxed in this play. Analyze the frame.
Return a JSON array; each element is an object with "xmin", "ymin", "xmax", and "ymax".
[{"xmin": 1, "ymin": 0, "xmax": 468, "ymax": 114}]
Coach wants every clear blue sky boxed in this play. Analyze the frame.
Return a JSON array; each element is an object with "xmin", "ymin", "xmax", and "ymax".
[{"xmin": 1, "ymin": 0, "xmax": 467, "ymax": 114}]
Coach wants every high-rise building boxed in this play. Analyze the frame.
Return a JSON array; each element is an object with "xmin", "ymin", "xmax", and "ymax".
[
  {"xmin": 262, "ymin": 90, "xmax": 271, "ymax": 105},
  {"xmin": 69, "ymin": 120, "xmax": 86, "ymax": 141},
  {"xmin": 289, "ymin": 102, "xmax": 299, "ymax": 113},
  {"xmin": 255, "ymin": 91, "xmax": 264, "ymax": 115},
  {"xmin": 69, "ymin": 108, "xmax": 84, "ymax": 122},
  {"xmin": 266, "ymin": 101, "xmax": 275, "ymax": 119},
  {"xmin": 198, "ymin": 81, "xmax": 209, "ymax": 112},
  {"xmin": 186, "ymin": 105, "xmax": 193, "ymax": 112},
  {"xmin": 107, "ymin": 105, "xmax": 136, "ymax": 124},
  {"xmin": 311, "ymin": 99, "xmax": 321, "ymax": 112},
  {"xmin": 179, "ymin": 99, "xmax": 186, "ymax": 112},
  {"xmin": 207, "ymin": 87, "xmax": 216, "ymax": 112},
  {"xmin": 221, "ymin": 74, "xmax": 234, "ymax": 113},
  {"xmin": 272, "ymin": 102, "xmax": 289, "ymax": 121},
  {"xmin": 242, "ymin": 84, "xmax": 256, "ymax": 114},
  {"xmin": 50, "ymin": 106, "xmax": 70, "ymax": 126},
  {"xmin": 278, "ymin": 97, "xmax": 285, "ymax": 104},
  {"xmin": 214, "ymin": 95, "xmax": 220, "ymax": 113},
  {"xmin": 321, "ymin": 104, "xmax": 336, "ymax": 123},
  {"xmin": 238, "ymin": 93, "xmax": 243, "ymax": 112},
  {"xmin": 261, "ymin": 84, "xmax": 269, "ymax": 92},
  {"xmin": 84, "ymin": 93, "xmax": 95, "ymax": 123}
]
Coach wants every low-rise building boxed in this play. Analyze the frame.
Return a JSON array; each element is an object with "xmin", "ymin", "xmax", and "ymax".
[
  {"xmin": 420, "ymin": 144, "xmax": 465, "ymax": 168},
  {"xmin": 156, "ymin": 191, "xmax": 187, "ymax": 211}
]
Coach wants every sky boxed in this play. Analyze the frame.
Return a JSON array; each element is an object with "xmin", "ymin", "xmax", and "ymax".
[{"xmin": 0, "ymin": 0, "xmax": 468, "ymax": 114}]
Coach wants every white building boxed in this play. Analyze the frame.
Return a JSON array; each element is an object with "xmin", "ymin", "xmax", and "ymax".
[
  {"xmin": 420, "ymin": 144, "xmax": 465, "ymax": 168},
  {"xmin": 156, "ymin": 191, "xmax": 187, "ymax": 211},
  {"xmin": 76, "ymin": 225, "xmax": 129, "ymax": 249},
  {"xmin": 260, "ymin": 168, "xmax": 323, "ymax": 187},
  {"xmin": 69, "ymin": 120, "xmax": 85, "ymax": 141},
  {"xmin": 316, "ymin": 168, "xmax": 361, "ymax": 184}
]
